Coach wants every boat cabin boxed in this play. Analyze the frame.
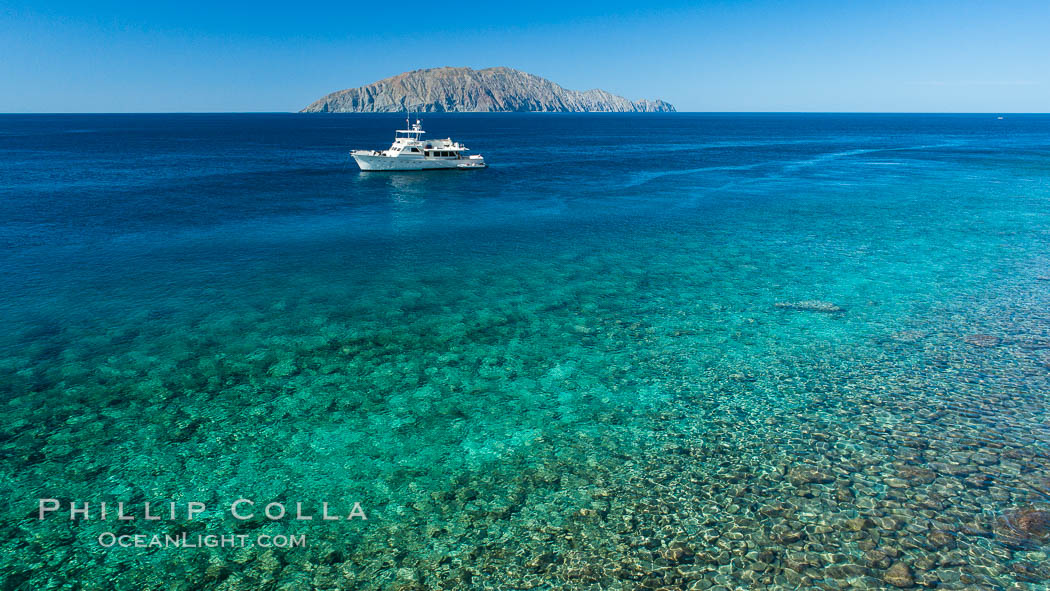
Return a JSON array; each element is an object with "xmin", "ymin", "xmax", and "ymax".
[{"xmin": 384, "ymin": 121, "xmax": 468, "ymax": 159}]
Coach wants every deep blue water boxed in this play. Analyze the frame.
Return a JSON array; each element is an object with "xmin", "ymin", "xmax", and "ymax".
[{"xmin": 2, "ymin": 113, "xmax": 1050, "ymax": 590}]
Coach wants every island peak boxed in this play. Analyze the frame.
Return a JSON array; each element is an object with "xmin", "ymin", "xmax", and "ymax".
[{"xmin": 301, "ymin": 67, "xmax": 675, "ymax": 113}]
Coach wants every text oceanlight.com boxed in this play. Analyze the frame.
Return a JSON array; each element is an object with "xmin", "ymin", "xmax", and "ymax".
[{"xmin": 98, "ymin": 532, "xmax": 307, "ymax": 549}]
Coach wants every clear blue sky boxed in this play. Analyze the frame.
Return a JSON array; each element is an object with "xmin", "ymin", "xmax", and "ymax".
[{"xmin": 1, "ymin": 0, "xmax": 1047, "ymax": 112}]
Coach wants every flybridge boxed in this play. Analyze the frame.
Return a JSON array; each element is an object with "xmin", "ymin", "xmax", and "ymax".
[{"xmin": 395, "ymin": 117, "xmax": 425, "ymax": 137}]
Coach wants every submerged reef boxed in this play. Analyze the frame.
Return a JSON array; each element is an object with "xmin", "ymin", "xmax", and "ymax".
[{"xmin": 2, "ymin": 240, "xmax": 1049, "ymax": 590}]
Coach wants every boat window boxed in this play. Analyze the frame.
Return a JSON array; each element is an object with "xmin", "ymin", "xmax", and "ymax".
[{"xmin": 410, "ymin": 147, "xmax": 420, "ymax": 153}]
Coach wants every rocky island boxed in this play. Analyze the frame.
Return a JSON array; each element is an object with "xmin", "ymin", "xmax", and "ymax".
[{"xmin": 301, "ymin": 67, "xmax": 675, "ymax": 113}]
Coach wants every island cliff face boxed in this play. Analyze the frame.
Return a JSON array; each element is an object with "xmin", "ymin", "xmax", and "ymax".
[{"xmin": 301, "ymin": 67, "xmax": 675, "ymax": 113}]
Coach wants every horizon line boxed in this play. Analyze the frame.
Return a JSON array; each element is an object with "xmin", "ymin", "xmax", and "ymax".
[{"xmin": 1, "ymin": 111, "xmax": 1047, "ymax": 115}]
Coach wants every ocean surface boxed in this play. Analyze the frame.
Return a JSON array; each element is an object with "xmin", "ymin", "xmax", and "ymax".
[{"xmin": 1, "ymin": 113, "xmax": 1049, "ymax": 590}]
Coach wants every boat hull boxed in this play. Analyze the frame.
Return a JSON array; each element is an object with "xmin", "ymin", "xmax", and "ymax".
[{"xmin": 352, "ymin": 153, "xmax": 485, "ymax": 171}]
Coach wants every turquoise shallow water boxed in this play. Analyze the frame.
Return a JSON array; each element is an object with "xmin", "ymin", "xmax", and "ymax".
[{"xmin": 1, "ymin": 114, "xmax": 1050, "ymax": 590}]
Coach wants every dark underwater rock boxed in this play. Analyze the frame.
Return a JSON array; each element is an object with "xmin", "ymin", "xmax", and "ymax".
[
  {"xmin": 926, "ymin": 530, "xmax": 955, "ymax": 549},
  {"xmin": 788, "ymin": 466, "xmax": 835, "ymax": 486},
  {"xmin": 774, "ymin": 300, "xmax": 845, "ymax": 313},
  {"xmin": 963, "ymin": 334, "xmax": 1001, "ymax": 347},
  {"xmin": 997, "ymin": 506, "xmax": 1050, "ymax": 544},
  {"xmin": 883, "ymin": 562, "xmax": 915, "ymax": 588}
]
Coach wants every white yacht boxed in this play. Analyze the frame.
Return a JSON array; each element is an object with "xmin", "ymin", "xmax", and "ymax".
[{"xmin": 351, "ymin": 117, "xmax": 486, "ymax": 171}]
